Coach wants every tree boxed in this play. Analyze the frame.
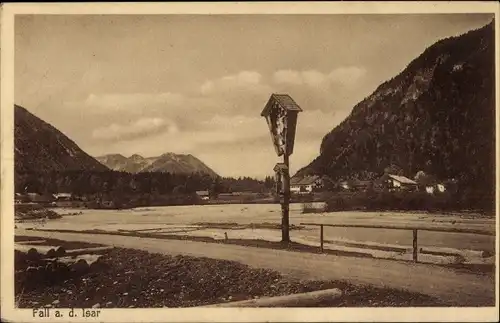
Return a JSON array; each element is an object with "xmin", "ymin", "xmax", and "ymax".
[
  {"xmin": 414, "ymin": 171, "xmax": 435, "ymax": 190},
  {"xmin": 264, "ymin": 176, "xmax": 276, "ymax": 192},
  {"xmin": 209, "ymin": 178, "xmax": 224, "ymax": 198},
  {"xmin": 384, "ymin": 164, "xmax": 404, "ymax": 176},
  {"xmin": 320, "ymin": 175, "xmax": 335, "ymax": 192},
  {"xmin": 172, "ymin": 185, "xmax": 185, "ymax": 195}
]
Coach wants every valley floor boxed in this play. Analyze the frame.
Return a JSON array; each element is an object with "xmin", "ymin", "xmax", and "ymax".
[
  {"xmin": 12, "ymin": 204, "xmax": 496, "ymax": 307},
  {"xmin": 16, "ymin": 204, "xmax": 496, "ymax": 266}
]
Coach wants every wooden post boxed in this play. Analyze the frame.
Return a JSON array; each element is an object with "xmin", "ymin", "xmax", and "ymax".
[
  {"xmin": 204, "ymin": 288, "xmax": 342, "ymax": 308},
  {"xmin": 281, "ymin": 153, "xmax": 290, "ymax": 243},
  {"xmin": 412, "ymin": 229, "xmax": 418, "ymax": 262},
  {"xmin": 320, "ymin": 224, "xmax": 324, "ymax": 253}
]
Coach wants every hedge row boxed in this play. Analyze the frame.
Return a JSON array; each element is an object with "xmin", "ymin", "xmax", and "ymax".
[{"xmin": 324, "ymin": 190, "xmax": 493, "ymax": 213}]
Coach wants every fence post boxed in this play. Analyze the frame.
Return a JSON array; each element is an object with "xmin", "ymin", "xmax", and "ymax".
[
  {"xmin": 412, "ymin": 229, "xmax": 418, "ymax": 262},
  {"xmin": 320, "ymin": 224, "xmax": 324, "ymax": 253}
]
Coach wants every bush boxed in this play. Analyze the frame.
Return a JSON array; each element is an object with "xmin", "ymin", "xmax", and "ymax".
[
  {"xmin": 301, "ymin": 202, "xmax": 326, "ymax": 214},
  {"xmin": 324, "ymin": 190, "xmax": 480, "ymax": 213},
  {"xmin": 292, "ymin": 194, "xmax": 314, "ymax": 203},
  {"xmin": 325, "ymin": 194, "xmax": 352, "ymax": 211},
  {"xmin": 15, "ymin": 204, "xmax": 61, "ymax": 220}
]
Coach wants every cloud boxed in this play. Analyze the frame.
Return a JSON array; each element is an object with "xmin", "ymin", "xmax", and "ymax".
[
  {"xmin": 164, "ymin": 115, "xmax": 266, "ymax": 146},
  {"xmin": 88, "ymin": 114, "xmax": 271, "ymax": 159},
  {"xmin": 273, "ymin": 70, "xmax": 303, "ymax": 85},
  {"xmin": 200, "ymin": 71, "xmax": 265, "ymax": 95},
  {"xmin": 273, "ymin": 66, "xmax": 367, "ymax": 87},
  {"xmin": 296, "ymin": 109, "xmax": 348, "ymax": 138},
  {"xmin": 196, "ymin": 110, "xmax": 340, "ymax": 145},
  {"xmin": 191, "ymin": 111, "xmax": 342, "ymax": 178},
  {"xmin": 328, "ymin": 66, "xmax": 367, "ymax": 85},
  {"xmin": 92, "ymin": 117, "xmax": 178, "ymax": 141},
  {"xmin": 193, "ymin": 70, "xmax": 274, "ymax": 120},
  {"xmin": 72, "ymin": 69, "xmax": 359, "ymax": 178},
  {"xmin": 302, "ymin": 70, "xmax": 330, "ymax": 87},
  {"xmin": 223, "ymin": 71, "xmax": 261, "ymax": 84},
  {"xmin": 202, "ymin": 114, "xmax": 262, "ymax": 130},
  {"xmin": 193, "ymin": 114, "xmax": 269, "ymax": 145},
  {"xmin": 193, "ymin": 110, "xmax": 342, "ymax": 155},
  {"xmin": 70, "ymin": 92, "xmax": 185, "ymax": 114}
]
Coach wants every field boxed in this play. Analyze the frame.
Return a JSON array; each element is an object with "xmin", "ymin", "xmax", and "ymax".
[{"xmin": 16, "ymin": 203, "xmax": 495, "ymax": 267}]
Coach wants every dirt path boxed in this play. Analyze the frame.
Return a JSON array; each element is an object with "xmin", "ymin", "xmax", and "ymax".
[{"xmin": 16, "ymin": 229, "xmax": 495, "ymax": 306}]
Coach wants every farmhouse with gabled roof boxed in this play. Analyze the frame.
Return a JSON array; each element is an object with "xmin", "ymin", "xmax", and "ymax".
[{"xmin": 290, "ymin": 175, "xmax": 323, "ymax": 194}]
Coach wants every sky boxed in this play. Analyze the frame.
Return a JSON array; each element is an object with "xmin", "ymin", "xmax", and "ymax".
[{"xmin": 14, "ymin": 14, "xmax": 493, "ymax": 178}]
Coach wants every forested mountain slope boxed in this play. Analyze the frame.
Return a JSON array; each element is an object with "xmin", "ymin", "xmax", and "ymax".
[{"xmin": 296, "ymin": 21, "xmax": 495, "ymax": 204}]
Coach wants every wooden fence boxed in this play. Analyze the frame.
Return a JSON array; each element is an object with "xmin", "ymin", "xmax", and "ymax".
[{"xmin": 299, "ymin": 222, "xmax": 495, "ymax": 262}]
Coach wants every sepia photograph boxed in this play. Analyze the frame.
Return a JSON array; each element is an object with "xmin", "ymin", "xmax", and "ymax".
[{"xmin": 1, "ymin": 2, "xmax": 499, "ymax": 322}]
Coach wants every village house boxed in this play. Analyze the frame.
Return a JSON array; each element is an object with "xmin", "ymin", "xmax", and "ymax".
[
  {"xmin": 353, "ymin": 180, "xmax": 372, "ymax": 191},
  {"xmin": 20, "ymin": 192, "xmax": 55, "ymax": 204},
  {"xmin": 425, "ymin": 183, "xmax": 447, "ymax": 194},
  {"xmin": 383, "ymin": 174, "xmax": 418, "ymax": 191},
  {"xmin": 14, "ymin": 193, "xmax": 30, "ymax": 204},
  {"xmin": 338, "ymin": 180, "xmax": 373, "ymax": 192},
  {"xmin": 53, "ymin": 193, "xmax": 73, "ymax": 201},
  {"xmin": 290, "ymin": 175, "xmax": 323, "ymax": 194},
  {"xmin": 217, "ymin": 193, "xmax": 234, "ymax": 199},
  {"xmin": 195, "ymin": 190, "xmax": 210, "ymax": 200},
  {"xmin": 339, "ymin": 181, "xmax": 350, "ymax": 190}
]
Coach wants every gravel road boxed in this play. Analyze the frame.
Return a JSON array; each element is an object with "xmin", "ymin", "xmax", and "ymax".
[{"xmin": 16, "ymin": 229, "xmax": 496, "ymax": 306}]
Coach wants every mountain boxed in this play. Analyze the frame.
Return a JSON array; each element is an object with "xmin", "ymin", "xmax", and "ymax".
[
  {"xmin": 96, "ymin": 152, "xmax": 219, "ymax": 177},
  {"xmin": 14, "ymin": 105, "xmax": 109, "ymax": 174},
  {"xmin": 93, "ymin": 154, "xmax": 128, "ymax": 170},
  {"xmin": 142, "ymin": 153, "xmax": 218, "ymax": 177},
  {"xmin": 95, "ymin": 153, "xmax": 156, "ymax": 173},
  {"xmin": 296, "ymin": 21, "xmax": 495, "ymax": 196}
]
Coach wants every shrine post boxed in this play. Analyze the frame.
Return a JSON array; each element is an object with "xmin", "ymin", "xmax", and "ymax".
[{"xmin": 261, "ymin": 94, "xmax": 302, "ymax": 243}]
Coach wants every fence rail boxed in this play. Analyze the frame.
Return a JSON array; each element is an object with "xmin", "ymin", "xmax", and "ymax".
[{"xmin": 299, "ymin": 222, "xmax": 495, "ymax": 262}]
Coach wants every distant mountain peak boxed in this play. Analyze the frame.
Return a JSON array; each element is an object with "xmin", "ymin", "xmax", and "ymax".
[
  {"xmin": 109, "ymin": 153, "xmax": 127, "ymax": 159},
  {"xmin": 96, "ymin": 152, "xmax": 218, "ymax": 177},
  {"xmin": 129, "ymin": 154, "xmax": 144, "ymax": 160}
]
